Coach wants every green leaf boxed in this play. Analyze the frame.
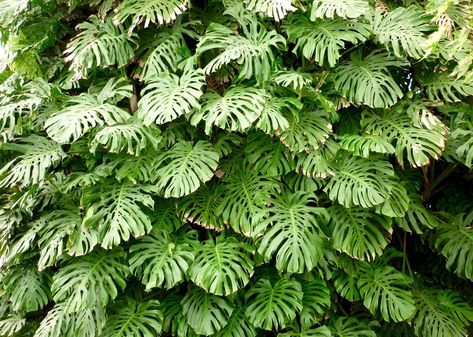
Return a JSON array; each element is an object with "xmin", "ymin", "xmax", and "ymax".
[
  {"xmin": 272, "ymin": 70, "xmax": 313, "ymax": 91},
  {"xmin": 101, "ymin": 298, "xmax": 163, "ymax": 337},
  {"xmin": 64, "ymin": 17, "xmax": 136, "ymax": 79},
  {"xmin": 361, "ymin": 108, "xmax": 446, "ymax": 168},
  {"xmin": 310, "ymin": 0, "xmax": 371, "ymax": 19},
  {"xmin": 83, "ymin": 184, "xmax": 154, "ymax": 249},
  {"xmin": 246, "ymin": 132, "xmax": 295, "ymax": 177},
  {"xmin": 329, "ymin": 205, "xmax": 392, "ymax": 261},
  {"xmin": 394, "ymin": 194, "xmax": 442, "ymax": 233},
  {"xmin": 161, "ymin": 293, "xmax": 199, "ymax": 337},
  {"xmin": 244, "ymin": 0, "xmax": 296, "ymax": 21},
  {"xmin": 339, "ymin": 134, "xmax": 395, "ymax": 158},
  {"xmin": 33, "ymin": 302, "xmax": 69, "ymax": 337},
  {"xmin": 413, "ymin": 288, "xmax": 473, "ymax": 337},
  {"xmin": 358, "ymin": 265, "xmax": 416, "ymax": 322},
  {"xmin": 257, "ymin": 192, "xmax": 328, "ymax": 273},
  {"xmin": 256, "ymin": 97, "xmax": 301, "ymax": 135},
  {"xmin": 324, "ymin": 155, "xmax": 395, "ymax": 208},
  {"xmin": 91, "ymin": 120, "xmax": 162, "ymax": 156},
  {"xmin": 217, "ymin": 167, "xmax": 279, "ymax": 236},
  {"xmin": 375, "ymin": 179, "xmax": 410, "ymax": 218},
  {"xmin": 245, "ymin": 278, "xmax": 303, "ymax": 330},
  {"xmin": 36, "ymin": 209, "xmax": 82, "ymax": 270},
  {"xmin": 332, "ymin": 50, "xmax": 406, "ymax": 108},
  {"xmin": 154, "ymin": 140, "xmax": 220, "ymax": 198},
  {"xmin": 299, "ymin": 277, "xmax": 331, "ymax": 327},
  {"xmin": 279, "ymin": 110, "xmax": 332, "ymax": 153},
  {"xmin": 178, "ymin": 184, "xmax": 226, "ymax": 230},
  {"xmin": 421, "ymin": 71, "xmax": 473, "ymax": 103},
  {"xmin": 287, "ymin": 14, "xmax": 370, "ymax": 67},
  {"xmin": 189, "ymin": 236, "xmax": 254, "ymax": 295},
  {"xmin": 330, "ymin": 317, "xmax": 376, "ymax": 337},
  {"xmin": 279, "ymin": 325, "xmax": 331, "ymax": 337},
  {"xmin": 3, "ymin": 266, "xmax": 51, "ymax": 313},
  {"xmin": 138, "ymin": 68, "xmax": 205, "ymax": 125},
  {"xmin": 196, "ymin": 22, "xmax": 285, "ymax": 83},
  {"xmin": 193, "ymin": 86, "xmax": 268, "ymax": 134},
  {"xmin": 372, "ymin": 6, "xmax": 432, "ymax": 58},
  {"xmin": 0, "ymin": 315, "xmax": 26, "ymax": 337},
  {"xmin": 141, "ymin": 28, "xmax": 191, "ymax": 80},
  {"xmin": 216, "ymin": 305, "xmax": 257, "ymax": 337},
  {"xmin": 45, "ymin": 78, "xmax": 131, "ymax": 144},
  {"xmin": 296, "ymin": 139, "xmax": 339, "ymax": 179},
  {"xmin": 181, "ymin": 286, "xmax": 234, "ymax": 336},
  {"xmin": 129, "ymin": 229, "xmax": 195, "ymax": 290},
  {"xmin": 435, "ymin": 211, "xmax": 473, "ymax": 281},
  {"xmin": 51, "ymin": 249, "xmax": 129, "ymax": 313},
  {"xmin": 114, "ymin": 0, "xmax": 188, "ymax": 32},
  {"xmin": 0, "ymin": 136, "xmax": 66, "ymax": 188}
]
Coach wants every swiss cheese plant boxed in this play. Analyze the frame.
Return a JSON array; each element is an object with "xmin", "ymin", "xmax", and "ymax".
[{"xmin": 0, "ymin": 0, "xmax": 472, "ymax": 337}]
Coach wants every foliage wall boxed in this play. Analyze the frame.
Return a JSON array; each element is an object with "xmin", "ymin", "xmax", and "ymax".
[{"xmin": 0, "ymin": 0, "xmax": 473, "ymax": 336}]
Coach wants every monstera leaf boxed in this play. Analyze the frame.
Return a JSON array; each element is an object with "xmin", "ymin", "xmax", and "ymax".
[
  {"xmin": 435, "ymin": 211, "xmax": 473, "ymax": 281},
  {"xmin": 245, "ymin": 278, "xmax": 303, "ymax": 330},
  {"xmin": 358, "ymin": 264, "xmax": 416, "ymax": 322},
  {"xmin": 287, "ymin": 14, "xmax": 370, "ymax": 67},
  {"xmin": 196, "ymin": 22, "xmax": 285, "ymax": 83},
  {"xmin": 217, "ymin": 167, "xmax": 279, "ymax": 236},
  {"xmin": 3, "ymin": 266, "xmax": 51, "ymax": 313},
  {"xmin": 324, "ymin": 155, "xmax": 395, "ymax": 208},
  {"xmin": 114, "ymin": 0, "xmax": 188, "ymax": 32},
  {"xmin": 310, "ymin": 0, "xmax": 371, "ymax": 19},
  {"xmin": 51, "ymin": 249, "xmax": 129, "ymax": 314},
  {"xmin": 100, "ymin": 298, "xmax": 163, "ymax": 337},
  {"xmin": 129, "ymin": 229, "xmax": 196, "ymax": 290},
  {"xmin": 329, "ymin": 205, "xmax": 393, "ymax": 261},
  {"xmin": 154, "ymin": 140, "xmax": 220, "ymax": 198},
  {"xmin": 257, "ymin": 192, "xmax": 328, "ymax": 273},
  {"xmin": 181, "ymin": 286, "xmax": 234, "ymax": 336},
  {"xmin": 138, "ymin": 68, "xmax": 205, "ymax": 125},
  {"xmin": 332, "ymin": 50, "xmax": 406, "ymax": 108},
  {"xmin": 189, "ymin": 236, "xmax": 254, "ymax": 295},
  {"xmin": 193, "ymin": 86, "xmax": 268, "ymax": 134},
  {"xmin": 82, "ymin": 184, "xmax": 154, "ymax": 249}
]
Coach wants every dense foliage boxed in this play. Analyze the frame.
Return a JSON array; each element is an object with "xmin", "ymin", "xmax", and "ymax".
[{"xmin": 0, "ymin": 0, "xmax": 473, "ymax": 336}]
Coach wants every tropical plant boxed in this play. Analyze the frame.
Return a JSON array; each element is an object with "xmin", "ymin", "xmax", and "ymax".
[{"xmin": 0, "ymin": 0, "xmax": 472, "ymax": 337}]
